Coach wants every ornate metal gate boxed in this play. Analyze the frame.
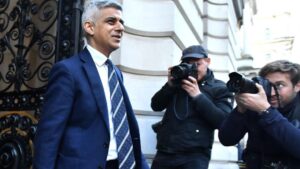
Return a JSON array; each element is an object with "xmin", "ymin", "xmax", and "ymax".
[{"xmin": 0, "ymin": 0, "xmax": 83, "ymax": 168}]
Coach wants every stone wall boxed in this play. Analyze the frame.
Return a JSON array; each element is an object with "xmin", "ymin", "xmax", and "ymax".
[{"xmin": 110, "ymin": 0, "xmax": 254, "ymax": 168}]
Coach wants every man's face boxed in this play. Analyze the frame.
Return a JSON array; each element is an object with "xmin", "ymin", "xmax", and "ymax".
[
  {"xmin": 187, "ymin": 58, "xmax": 210, "ymax": 81},
  {"xmin": 265, "ymin": 72, "xmax": 300, "ymax": 108},
  {"xmin": 85, "ymin": 7, "xmax": 124, "ymax": 56}
]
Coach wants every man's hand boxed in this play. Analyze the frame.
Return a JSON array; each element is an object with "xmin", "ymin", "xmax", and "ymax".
[
  {"xmin": 181, "ymin": 76, "xmax": 201, "ymax": 97},
  {"xmin": 167, "ymin": 67, "xmax": 175, "ymax": 87},
  {"xmin": 235, "ymin": 83, "xmax": 271, "ymax": 114}
]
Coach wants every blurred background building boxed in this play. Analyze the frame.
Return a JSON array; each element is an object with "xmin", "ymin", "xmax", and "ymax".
[
  {"xmin": 252, "ymin": 0, "xmax": 300, "ymax": 67},
  {"xmin": 116, "ymin": 0, "xmax": 300, "ymax": 168},
  {"xmin": 114, "ymin": 0, "xmax": 255, "ymax": 168}
]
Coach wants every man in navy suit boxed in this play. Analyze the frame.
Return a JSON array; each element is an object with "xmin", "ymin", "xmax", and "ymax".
[{"xmin": 33, "ymin": 1, "xmax": 149, "ymax": 169}]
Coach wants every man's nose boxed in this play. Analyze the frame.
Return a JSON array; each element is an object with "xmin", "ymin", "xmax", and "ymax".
[
  {"xmin": 117, "ymin": 22, "xmax": 124, "ymax": 31},
  {"xmin": 271, "ymin": 86, "xmax": 277, "ymax": 96}
]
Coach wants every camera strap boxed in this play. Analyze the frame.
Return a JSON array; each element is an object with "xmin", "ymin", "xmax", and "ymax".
[{"xmin": 173, "ymin": 90, "xmax": 190, "ymax": 120}]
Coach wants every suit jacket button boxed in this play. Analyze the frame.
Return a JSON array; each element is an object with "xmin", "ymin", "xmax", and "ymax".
[{"xmin": 104, "ymin": 143, "xmax": 109, "ymax": 148}]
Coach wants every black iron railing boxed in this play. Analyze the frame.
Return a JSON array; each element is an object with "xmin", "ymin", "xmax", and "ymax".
[{"xmin": 0, "ymin": 0, "xmax": 83, "ymax": 168}]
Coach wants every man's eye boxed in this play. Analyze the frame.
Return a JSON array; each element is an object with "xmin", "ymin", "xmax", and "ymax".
[
  {"xmin": 108, "ymin": 20, "xmax": 114, "ymax": 25},
  {"xmin": 275, "ymin": 84, "xmax": 284, "ymax": 89}
]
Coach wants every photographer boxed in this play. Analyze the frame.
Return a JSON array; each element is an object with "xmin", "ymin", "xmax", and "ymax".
[
  {"xmin": 150, "ymin": 45, "xmax": 233, "ymax": 169},
  {"xmin": 218, "ymin": 60, "xmax": 300, "ymax": 169}
]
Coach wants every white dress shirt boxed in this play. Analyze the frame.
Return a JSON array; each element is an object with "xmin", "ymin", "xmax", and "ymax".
[{"xmin": 86, "ymin": 45, "xmax": 118, "ymax": 160}]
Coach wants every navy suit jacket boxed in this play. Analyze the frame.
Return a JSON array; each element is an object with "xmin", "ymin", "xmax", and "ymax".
[{"xmin": 33, "ymin": 48, "xmax": 149, "ymax": 169}]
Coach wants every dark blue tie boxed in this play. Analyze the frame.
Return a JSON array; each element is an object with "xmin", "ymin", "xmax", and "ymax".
[{"xmin": 106, "ymin": 59, "xmax": 136, "ymax": 169}]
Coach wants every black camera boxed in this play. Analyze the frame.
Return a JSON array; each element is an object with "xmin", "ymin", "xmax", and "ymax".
[
  {"xmin": 170, "ymin": 63, "xmax": 198, "ymax": 86},
  {"xmin": 226, "ymin": 72, "xmax": 273, "ymax": 98}
]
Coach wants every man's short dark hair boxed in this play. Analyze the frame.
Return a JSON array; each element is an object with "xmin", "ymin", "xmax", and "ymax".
[{"xmin": 259, "ymin": 60, "xmax": 300, "ymax": 86}]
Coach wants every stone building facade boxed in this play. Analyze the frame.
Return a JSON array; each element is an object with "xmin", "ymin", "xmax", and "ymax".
[
  {"xmin": 0, "ymin": 0, "xmax": 257, "ymax": 168},
  {"xmin": 111, "ymin": 0, "xmax": 257, "ymax": 168}
]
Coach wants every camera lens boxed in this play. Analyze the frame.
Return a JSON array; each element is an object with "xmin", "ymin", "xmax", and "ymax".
[
  {"xmin": 170, "ymin": 63, "xmax": 198, "ymax": 87},
  {"xmin": 227, "ymin": 72, "xmax": 259, "ymax": 94},
  {"xmin": 171, "ymin": 66, "xmax": 187, "ymax": 80}
]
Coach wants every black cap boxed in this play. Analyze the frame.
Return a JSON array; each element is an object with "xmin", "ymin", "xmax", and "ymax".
[{"xmin": 181, "ymin": 45, "xmax": 208, "ymax": 60}]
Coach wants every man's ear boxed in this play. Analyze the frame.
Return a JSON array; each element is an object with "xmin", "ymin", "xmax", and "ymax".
[
  {"xmin": 205, "ymin": 58, "xmax": 211, "ymax": 64},
  {"xmin": 294, "ymin": 81, "xmax": 300, "ymax": 92},
  {"xmin": 83, "ymin": 21, "xmax": 94, "ymax": 36}
]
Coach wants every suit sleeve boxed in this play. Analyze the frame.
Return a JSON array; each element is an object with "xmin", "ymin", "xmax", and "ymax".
[
  {"xmin": 259, "ymin": 108, "xmax": 300, "ymax": 159},
  {"xmin": 33, "ymin": 63, "xmax": 75, "ymax": 169},
  {"xmin": 218, "ymin": 108, "xmax": 248, "ymax": 146}
]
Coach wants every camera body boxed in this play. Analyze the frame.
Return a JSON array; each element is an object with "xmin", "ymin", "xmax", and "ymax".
[
  {"xmin": 170, "ymin": 63, "xmax": 198, "ymax": 86},
  {"xmin": 226, "ymin": 72, "xmax": 273, "ymax": 98}
]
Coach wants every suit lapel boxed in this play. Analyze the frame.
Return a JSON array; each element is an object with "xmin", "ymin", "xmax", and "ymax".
[{"xmin": 80, "ymin": 48, "xmax": 110, "ymax": 131}]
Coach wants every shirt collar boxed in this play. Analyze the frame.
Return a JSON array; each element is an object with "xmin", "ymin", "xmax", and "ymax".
[{"xmin": 86, "ymin": 44, "xmax": 108, "ymax": 66}]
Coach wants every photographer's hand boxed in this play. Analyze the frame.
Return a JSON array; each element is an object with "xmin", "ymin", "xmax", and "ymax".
[
  {"xmin": 236, "ymin": 84, "xmax": 271, "ymax": 114},
  {"xmin": 181, "ymin": 76, "xmax": 201, "ymax": 97},
  {"xmin": 167, "ymin": 67, "xmax": 175, "ymax": 87}
]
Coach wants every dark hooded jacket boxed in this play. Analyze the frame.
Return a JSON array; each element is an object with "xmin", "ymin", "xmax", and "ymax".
[{"xmin": 151, "ymin": 69, "xmax": 233, "ymax": 157}]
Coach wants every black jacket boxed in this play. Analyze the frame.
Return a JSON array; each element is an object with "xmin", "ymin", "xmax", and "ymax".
[{"xmin": 151, "ymin": 69, "xmax": 233, "ymax": 156}]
